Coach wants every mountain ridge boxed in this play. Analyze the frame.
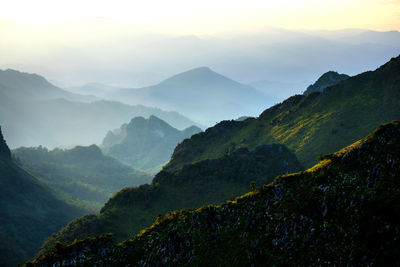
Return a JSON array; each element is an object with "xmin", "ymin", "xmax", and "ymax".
[
  {"xmin": 108, "ymin": 67, "xmax": 270, "ymax": 125},
  {"xmin": 28, "ymin": 121, "xmax": 400, "ymax": 266},
  {"xmin": 164, "ymin": 55, "xmax": 400, "ymax": 171}
]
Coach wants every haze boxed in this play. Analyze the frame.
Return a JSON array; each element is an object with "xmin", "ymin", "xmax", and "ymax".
[{"xmin": 1, "ymin": 0, "xmax": 400, "ymax": 87}]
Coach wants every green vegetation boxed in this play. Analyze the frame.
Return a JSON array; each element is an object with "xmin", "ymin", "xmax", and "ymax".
[
  {"xmin": 101, "ymin": 115, "xmax": 201, "ymax": 172},
  {"xmin": 36, "ymin": 143, "xmax": 302, "ymax": 257},
  {"xmin": 28, "ymin": 121, "xmax": 400, "ymax": 266},
  {"xmin": 0, "ymin": 126, "xmax": 87, "ymax": 266},
  {"xmin": 12, "ymin": 144, "xmax": 152, "ymax": 210},
  {"xmin": 165, "ymin": 55, "xmax": 400, "ymax": 171},
  {"xmin": 303, "ymin": 71, "xmax": 349, "ymax": 94}
]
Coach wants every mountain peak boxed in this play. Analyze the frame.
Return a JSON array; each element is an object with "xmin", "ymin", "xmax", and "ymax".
[
  {"xmin": 304, "ymin": 71, "xmax": 350, "ymax": 94},
  {"xmin": 160, "ymin": 66, "xmax": 230, "ymax": 86},
  {"xmin": 0, "ymin": 126, "xmax": 11, "ymax": 159}
]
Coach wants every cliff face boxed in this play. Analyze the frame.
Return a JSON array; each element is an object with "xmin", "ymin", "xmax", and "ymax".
[
  {"xmin": 29, "ymin": 121, "xmax": 400, "ymax": 266},
  {"xmin": 0, "ymin": 126, "xmax": 11, "ymax": 159}
]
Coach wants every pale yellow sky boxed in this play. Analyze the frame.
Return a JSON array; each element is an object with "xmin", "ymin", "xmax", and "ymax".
[{"xmin": 0, "ymin": 0, "xmax": 399, "ymax": 38}]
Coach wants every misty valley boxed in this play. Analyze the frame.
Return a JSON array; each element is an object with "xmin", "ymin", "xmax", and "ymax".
[{"xmin": 1, "ymin": 23, "xmax": 400, "ymax": 266}]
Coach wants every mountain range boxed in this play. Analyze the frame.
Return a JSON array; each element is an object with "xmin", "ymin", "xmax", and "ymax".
[
  {"xmin": 28, "ymin": 120, "xmax": 400, "ymax": 266},
  {"xmin": 101, "ymin": 116, "xmax": 202, "ymax": 172},
  {"xmin": 31, "ymin": 55, "xmax": 400, "ymax": 260},
  {"xmin": 104, "ymin": 67, "xmax": 271, "ymax": 125},
  {"xmin": 0, "ymin": 69, "xmax": 198, "ymax": 148},
  {"xmin": 164, "ymin": 55, "xmax": 400, "ymax": 171}
]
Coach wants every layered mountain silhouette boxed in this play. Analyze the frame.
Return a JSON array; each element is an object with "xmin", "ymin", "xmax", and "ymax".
[
  {"xmin": 13, "ymin": 145, "xmax": 151, "ymax": 208},
  {"xmin": 0, "ymin": 69, "xmax": 96, "ymax": 102},
  {"xmin": 0, "ymin": 126, "xmax": 87, "ymax": 266},
  {"xmin": 165, "ymin": 55, "xmax": 400, "ymax": 171},
  {"xmin": 31, "ymin": 55, "xmax": 400, "ymax": 260},
  {"xmin": 303, "ymin": 71, "xmax": 350, "ymax": 94},
  {"xmin": 0, "ymin": 69, "xmax": 199, "ymax": 148},
  {"xmin": 108, "ymin": 67, "xmax": 271, "ymax": 125},
  {"xmin": 36, "ymin": 143, "xmax": 303, "ymax": 256},
  {"xmin": 102, "ymin": 116, "xmax": 202, "ymax": 172},
  {"xmin": 29, "ymin": 121, "xmax": 400, "ymax": 266}
]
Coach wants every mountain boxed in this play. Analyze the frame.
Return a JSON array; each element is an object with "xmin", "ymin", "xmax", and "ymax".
[
  {"xmin": 101, "ymin": 116, "xmax": 202, "ymax": 172},
  {"xmin": 0, "ymin": 126, "xmax": 87, "ymax": 266},
  {"xmin": 164, "ymin": 55, "xmax": 400, "ymax": 171},
  {"xmin": 12, "ymin": 145, "xmax": 152, "ymax": 209},
  {"xmin": 108, "ymin": 67, "xmax": 271, "ymax": 125},
  {"xmin": 0, "ymin": 98, "xmax": 199, "ymax": 148},
  {"xmin": 0, "ymin": 69, "xmax": 97, "ymax": 102},
  {"xmin": 303, "ymin": 71, "xmax": 350, "ymax": 94},
  {"xmin": 29, "ymin": 121, "xmax": 400, "ymax": 266},
  {"xmin": 35, "ymin": 143, "xmax": 303, "ymax": 257},
  {"xmin": 0, "ymin": 69, "xmax": 200, "ymax": 148}
]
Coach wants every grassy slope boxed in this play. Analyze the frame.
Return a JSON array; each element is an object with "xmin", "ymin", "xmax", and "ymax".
[
  {"xmin": 0, "ymin": 154, "xmax": 87, "ymax": 266},
  {"xmin": 165, "ymin": 55, "xmax": 400, "ymax": 171},
  {"xmin": 35, "ymin": 144, "xmax": 303, "ymax": 257},
  {"xmin": 29, "ymin": 121, "xmax": 400, "ymax": 266}
]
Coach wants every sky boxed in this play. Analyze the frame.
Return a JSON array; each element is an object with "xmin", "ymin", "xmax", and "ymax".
[
  {"xmin": 1, "ymin": 0, "xmax": 399, "ymax": 37},
  {"xmin": 0, "ymin": 0, "xmax": 399, "ymax": 87}
]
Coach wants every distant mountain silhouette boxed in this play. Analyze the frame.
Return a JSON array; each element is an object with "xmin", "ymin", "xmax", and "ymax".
[
  {"xmin": 109, "ymin": 67, "xmax": 270, "ymax": 125},
  {"xmin": 303, "ymin": 71, "xmax": 349, "ymax": 94},
  {"xmin": 0, "ymin": 69, "xmax": 97, "ymax": 102},
  {"xmin": 102, "ymin": 116, "xmax": 201, "ymax": 172},
  {"xmin": 0, "ymin": 70, "xmax": 200, "ymax": 148}
]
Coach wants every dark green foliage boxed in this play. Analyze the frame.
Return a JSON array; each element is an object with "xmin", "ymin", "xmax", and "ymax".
[
  {"xmin": 164, "ymin": 55, "xmax": 400, "ymax": 171},
  {"xmin": 29, "ymin": 121, "xmax": 400, "ymax": 266},
  {"xmin": 0, "ymin": 127, "xmax": 87, "ymax": 266},
  {"xmin": 303, "ymin": 71, "xmax": 350, "ymax": 94},
  {"xmin": 12, "ymin": 145, "xmax": 152, "ymax": 208},
  {"xmin": 35, "ymin": 143, "xmax": 303, "ymax": 257},
  {"xmin": 101, "ymin": 116, "xmax": 202, "ymax": 172},
  {"xmin": 0, "ymin": 125, "xmax": 11, "ymax": 159}
]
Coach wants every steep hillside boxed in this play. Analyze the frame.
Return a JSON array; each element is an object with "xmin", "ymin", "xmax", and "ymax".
[
  {"xmin": 36, "ymin": 143, "xmax": 302, "ymax": 256},
  {"xmin": 303, "ymin": 71, "xmax": 349, "ymax": 94},
  {"xmin": 110, "ymin": 67, "xmax": 270, "ymax": 125},
  {"xmin": 29, "ymin": 121, "xmax": 400, "ymax": 266},
  {"xmin": 13, "ymin": 145, "xmax": 152, "ymax": 209},
  {"xmin": 165, "ymin": 55, "xmax": 400, "ymax": 171},
  {"xmin": 102, "ymin": 116, "xmax": 201, "ymax": 171},
  {"xmin": 0, "ymin": 127, "xmax": 87, "ymax": 266}
]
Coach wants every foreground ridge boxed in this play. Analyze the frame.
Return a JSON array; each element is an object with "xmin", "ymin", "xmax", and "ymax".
[{"xmin": 28, "ymin": 121, "xmax": 400, "ymax": 266}]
